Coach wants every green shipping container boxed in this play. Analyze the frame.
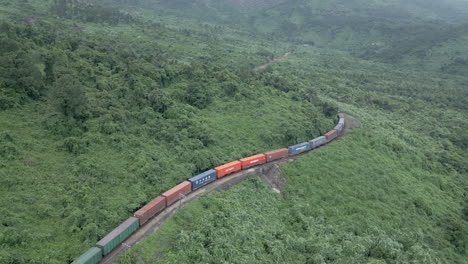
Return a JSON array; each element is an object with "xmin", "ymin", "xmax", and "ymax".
[
  {"xmin": 71, "ymin": 247, "xmax": 102, "ymax": 264},
  {"xmin": 96, "ymin": 217, "xmax": 139, "ymax": 255}
]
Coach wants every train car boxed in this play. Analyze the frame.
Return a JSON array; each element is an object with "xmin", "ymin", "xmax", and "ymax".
[
  {"xmin": 264, "ymin": 148, "xmax": 289, "ymax": 162},
  {"xmin": 310, "ymin": 136, "xmax": 327, "ymax": 149},
  {"xmin": 214, "ymin": 161, "xmax": 242, "ymax": 178},
  {"xmin": 188, "ymin": 169, "xmax": 217, "ymax": 191},
  {"xmin": 339, "ymin": 120, "xmax": 345, "ymax": 130},
  {"xmin": 71, "ymin": 247, "xmax": 102, "ymax": 264},
  {"xmin": 334, "ymin": 123, "xmax": 344, "ymax": 135},
  {"xmin": 288, "ymin": 142, "xmax": 312, "ymax": 155},
  {"xmin": 240, "ymin": 154, "xmax": 266, "ymax": 169},
  {"xmin": 134, "ymin": 196, "xmax": 166, "ymax": 226},
  {"xmin": 96, "ymin": 217, "xmax": 139, "ymax": 255},
  {"xmin": 339, "ymin": 118, "xmax": 344, "ymax": 129},
  {"xmin": 162, "ymin": 181, "xmax": 192, "ymax": 205},
  {"xmin": 337, "ymin": 114, "xmax": 345, "ymax": 135},
  {"xmin": 324, "ymin": 130, "xmax": 337, "ymax": 141}
]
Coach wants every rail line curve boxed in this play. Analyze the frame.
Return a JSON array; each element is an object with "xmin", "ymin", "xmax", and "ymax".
[{"xmin": 72, "ymin": 114, "xmax": 351, "ymax": 264}]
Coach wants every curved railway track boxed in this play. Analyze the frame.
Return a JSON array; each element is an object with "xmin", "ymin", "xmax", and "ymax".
[{"xmin": 99, "ymin": 115, "xmax": 353, "ymax": 264}]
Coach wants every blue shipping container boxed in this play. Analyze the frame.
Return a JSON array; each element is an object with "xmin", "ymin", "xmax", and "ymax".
[
  {"xmin": 188, "ymin": 169, "xmax": 217, "ymax": 190},
  {"xmin": 288, "ymin": 142, "xmax": 312, "ymax": 155}
]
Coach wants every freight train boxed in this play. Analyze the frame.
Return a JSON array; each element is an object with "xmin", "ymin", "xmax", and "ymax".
[{"xmin": 72, "ymin": 113, "xmax": 346, "ymax": 264}]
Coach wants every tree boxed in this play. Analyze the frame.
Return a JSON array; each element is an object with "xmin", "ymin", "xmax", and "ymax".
[
  {"xmin": 185, "ymin": 83, "xmax": 213, "ymax": 109},
  {"xmin": 49, "ymin": 75, "xmax": 88, "ymax": 120},
  {"xmin": 43, "ymin": 54, "xmax": 56, "ymax": 85},
  {"xmin": 0, "ymin": 51, "xmax": 45, "ymax": 104}
]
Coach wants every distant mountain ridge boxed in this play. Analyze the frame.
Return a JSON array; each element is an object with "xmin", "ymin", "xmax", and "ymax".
[
  {"xmin": 151, "ymin": 0, "xmax": 468, "ymax": 22},
  {"xmin": 221, "ymin": 0, "xmax": 288, "ymax": 13},
  {"xmin": 101, "ymin": 0, "xmax": 468, "ymax": 73}
]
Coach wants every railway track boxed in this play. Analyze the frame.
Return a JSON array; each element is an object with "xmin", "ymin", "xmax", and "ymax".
[{"xmin": 100, "ymin": 115, "xmax": 353, "ymax": 263}]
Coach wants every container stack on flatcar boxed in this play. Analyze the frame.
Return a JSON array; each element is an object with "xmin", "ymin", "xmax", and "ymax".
[
  {"xmin": 215, "ymin": 160, "xmax": 242, "ymax": 178},
  {"xmin": 240, "ymin": 154, "xmax": 267, "ymax": 169},
  {"xmin": 162, "ymin": 181, "xmax": 192, "ymax": 205},
  {"xmin": 334, "ymin": 122, "xmax": 344, "ymax": 135},
  {"xmin": 264, "ymin": 148, "xmax": 289, "ymax": 162},
  {"xmin": 71, "ymin": 247, "xmax": 102, "ymax": 264},
  {"xmin": 310, "ymin": 136, "xmax": 327, "ymax": 149},
  {"xmin": 337, "ymin": 114, "xmax": 345, "ymax": 134},
  {"xmin": 134, "ymin": 196, "xmax": 166, "ymax": 225},
  {"xmin": 188, "ymin": 169, "xmax": 217, "ymax": 190},
  {"xmin": 324, "ymin": 129, "xmax": 338, "ymax": 141},
  {"xmin": 288, "ymin": 142, "xmax": 312, "ymax": 155},
  {"xmin": 338, "ymin": 118, "xmax": 345, "ymax": 132},
  {"xmin": 96, "ymin": 217, "xmax": 139, "ymax": 255},
  {"xmin": 71, "ymin": 113, "xmax": 346, "ymax": 264}
]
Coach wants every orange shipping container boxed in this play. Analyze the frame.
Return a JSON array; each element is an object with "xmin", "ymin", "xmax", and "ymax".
[
  {"xmin": 240, "ymin": 154, "xmax": 266, "ymax": 169},
  {"xmin": 264, "ymin": 148, "xmax": 289, "ymax": 162},
  {"xmin": 134, "ymin": 196, "xmax": 166, "ymax": 226},
  {"xmin": 162, "ymin": 181, "xmax": 191, "ymax": 205},
  {"xmin": 214, "ymin": 161, "xmax": 242, "ymax": 178}
]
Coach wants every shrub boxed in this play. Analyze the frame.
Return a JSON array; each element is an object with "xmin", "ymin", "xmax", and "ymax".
[
  {"xmin": 49, "ymin": 75, "xmax": 88, "ymax": 120},
  {"xmin": 185, "ymin": 83, "xmax": 213, "ymax": 109}
]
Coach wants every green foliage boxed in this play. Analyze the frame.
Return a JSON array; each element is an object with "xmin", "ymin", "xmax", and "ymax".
[
  {"xmin": 49, "ymin": 75, "xmax": 89, "ymax": 120},
  {"xmin": 61, "ymin": 136, "xmax": 90, "ymax": 154},
  {"xmin": 0, "ymin": 132, "xmax": 20, "ymax": 161},
  {"xmin": 52, "ymin": 0, "xmax": 134, "ymax": 24},
  {"xmin": 0, "ymin": 0, "xmax": 467, "ymax": 263},
  {"xmin": 125, "ymin": 118, "xmax": 467, "ymax": 263},
  {"xmin": 185, "ymin": 83, "xmax": 213, "ymax": 109},
  {"xmin": 0, "ymin": 51, "xmax": 45, "ymax": 106},
  {"xmin": 222, "ymin": 82, "xmax": 238, "ymax": 97},
  {"xmin": 115, "ymin": 0, "xmax": 468, "ymax": 72},
  {"xmin": 110, "ymin": 2, "xmax": 466, "ymax": 262},
  {"xmin": 0, "ymin": 2, "xmax": 333, "ymax": 262}
]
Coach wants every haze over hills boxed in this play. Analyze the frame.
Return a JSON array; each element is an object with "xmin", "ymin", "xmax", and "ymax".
[
  {"xmin": 123, "ymin": 0, "xmax": 468, "ymax": 20},
  {"xmin": 106, "ymin": 0, "xmax": 468, "ymax": 73}
]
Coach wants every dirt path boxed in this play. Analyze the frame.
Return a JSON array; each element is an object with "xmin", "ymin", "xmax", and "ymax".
[
  {"xmin": 100, "ymin": 114, "xmax": 355, "ymax": 264},
  {"xmin": 253, "ymin": 52, "xmax": 291, "ymax": 71}
]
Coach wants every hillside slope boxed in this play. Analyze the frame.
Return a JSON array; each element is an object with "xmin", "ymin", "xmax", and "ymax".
[
  {"xmin": 0, "ymin": 1, "xmax": 466, "ymax": 263},
  {"xmin": 0, "ymin": 2, "xmax": 336, "ymax": 263},
  {"xmin": 107, "ymin": 0, "xmax": 468, "ymax": 73},
  {"xmin": 118, "ymin": 45, "xmax": 468, "ymax": 264}
]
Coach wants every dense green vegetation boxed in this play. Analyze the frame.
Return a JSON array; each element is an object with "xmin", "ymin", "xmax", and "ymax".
[
  {"xmin": 119, "ymin": 43, "xmax": 468, "ymax": 263},
  {"xmin": 0, "ymin": 1, "xmax": 336, "ymax": 263},
  {"xmin": 106, "ymin": 0, "xmax": 468, "ymax": 73},
  {"xmin": 0, "ymin": 0, "xmax": 466, "ymax": 263}
]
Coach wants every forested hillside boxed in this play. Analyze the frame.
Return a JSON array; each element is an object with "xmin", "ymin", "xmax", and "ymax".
[
  {"xmin": 0, "ymin": 0, "xmax": 467, "ymax": 263},
  {"xmin": 104, "ymin": 0, "xmax": 468, "ymax": 73},
  {"xmin": 121, "ymin": 45, "xmax": 467, "ymax": 263},
  {"xmin": 0, "ymin": 1, "xmax": 336, "ymax": 263}
]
